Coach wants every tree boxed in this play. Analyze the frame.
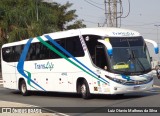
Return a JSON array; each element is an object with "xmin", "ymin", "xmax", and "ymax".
[
  {"xmin": 67, "ymin": 20, "xmax": 86, "ymax": 30},
  {"xmin": 0, "ymin": 0, "xmax": 86, "ymax": 44}
]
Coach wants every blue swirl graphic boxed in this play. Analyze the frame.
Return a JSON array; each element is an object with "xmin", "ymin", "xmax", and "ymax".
[{"xmin": 17, "ymin": 38, "xmax": 45, "ymax": 91}]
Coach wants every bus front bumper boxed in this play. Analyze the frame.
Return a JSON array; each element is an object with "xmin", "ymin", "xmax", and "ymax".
[{"xmin": 109, "ymin": 80, "xmax": 154, "ymax": 94}]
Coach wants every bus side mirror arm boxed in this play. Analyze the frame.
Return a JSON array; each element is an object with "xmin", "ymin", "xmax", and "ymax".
[
  {"xmin": 98, "ymin": 40, "xmax": 113, "ymax": 56},
  {"xmin": 144, "ymin": 39, "xmax": 159, "ymax": 54},
  {"xmin": 150, "ymin": 57, "xmax": 152, "ymax": 61}
]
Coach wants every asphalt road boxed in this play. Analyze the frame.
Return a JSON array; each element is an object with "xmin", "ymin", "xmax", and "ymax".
[{"xmin": 0, "ymin": 74, "xmax": 160, "ymax": 116}]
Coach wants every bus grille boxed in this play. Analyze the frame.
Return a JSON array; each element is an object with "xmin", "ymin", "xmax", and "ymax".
[{"xmin": 123, "ymin": 77, "xmax": 153, "ymax": 85}]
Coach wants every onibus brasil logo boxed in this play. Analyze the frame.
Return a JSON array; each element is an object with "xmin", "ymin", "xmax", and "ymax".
[{"xmin": 34, "ymin": 61, "xmax": 54, "ymax": 71}]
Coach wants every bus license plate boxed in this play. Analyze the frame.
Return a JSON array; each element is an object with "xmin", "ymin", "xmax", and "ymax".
[{"xmin": 134, "ymin": 85, "xmax": 141, "ymax": 90}]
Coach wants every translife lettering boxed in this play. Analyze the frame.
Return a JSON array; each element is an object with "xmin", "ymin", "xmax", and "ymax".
[
  {"xmin": 112, "ymin": 32, "xmax": 135, "ymax": 36},
  {"xmin": 34, "ymin": 61, "xmax": 54, "ymax": 71}
]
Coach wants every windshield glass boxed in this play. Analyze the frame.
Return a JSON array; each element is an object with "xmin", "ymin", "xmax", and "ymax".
[{"xmin": 108, "ymin": 36, "xmax": 151, "ymax": 75}]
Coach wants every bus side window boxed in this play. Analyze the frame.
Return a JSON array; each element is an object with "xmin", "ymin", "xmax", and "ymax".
[
  {"xmin": 2, "ymin": 47, "xmax": 11, "ymax": 62},
  {"xmin": 35, "ymin": 43, "xmax": 40, "ymax": 59},
  {"xmin": 14, "ymin": 45, "xmax": 24, "ymax": 62},
  {"xmin": 2, "ymin": 45, "xmax": 24, "ymax": 62},
  {"xmin": 66, "ymin": 36, "xmax": 84, "ymax": 57},
  {"xmin": 55, "ymin": 39, "xmax": 66, "ymax": 58},
  {"xmin": 39, "ymin": 43, "xmax": 46, "ymax": 60},
  {"xmin": 30, "ymin": 44, "xmax": 36, "ymax": 60}
]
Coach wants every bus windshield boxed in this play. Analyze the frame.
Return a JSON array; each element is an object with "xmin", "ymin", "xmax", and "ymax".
[{"xmin": 108, "ymin": 37, "xmax": 151, "ymax": 75}]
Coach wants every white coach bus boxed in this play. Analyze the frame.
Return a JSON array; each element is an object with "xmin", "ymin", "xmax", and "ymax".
[{"xmin": 1, "ymin": 27, "xmax": 159, "ymax": 99}]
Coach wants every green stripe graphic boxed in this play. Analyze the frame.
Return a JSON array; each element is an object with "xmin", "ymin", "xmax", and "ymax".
[
  {"xmin": 26, "ymin": 70, "xmax": 38, "ymax": 90},
  {"xmin": 37, "ymin": 36, "xmax": 106, "ymax": 84}
]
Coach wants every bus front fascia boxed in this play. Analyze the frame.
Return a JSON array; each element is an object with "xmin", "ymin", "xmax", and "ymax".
[{"xmin": 144, "ymin": 39, "xmax": 159, "ymax": 54}]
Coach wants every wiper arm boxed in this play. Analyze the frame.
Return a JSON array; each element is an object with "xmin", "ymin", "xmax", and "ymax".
[
  {"xmin": 131, "ymin": 51, "xmax": 145, "ymax": 72},
  {"xmin": 136, "ymin": 57, "xmax": 145, "ymax": 72}
]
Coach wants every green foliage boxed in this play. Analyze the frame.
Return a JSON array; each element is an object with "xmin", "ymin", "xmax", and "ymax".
[{"xmin": 0, "ymin": 0, "xmax": 86, "ymax": 44}]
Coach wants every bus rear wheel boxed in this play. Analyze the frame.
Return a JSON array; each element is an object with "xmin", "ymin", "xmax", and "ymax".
[
  {"xmin": 20, "ymin": 80, "xmax": 29, "ymax": 96},
  {"xmin": 80, "ymin": 80, "xmax": 91, "ymax": 99}
]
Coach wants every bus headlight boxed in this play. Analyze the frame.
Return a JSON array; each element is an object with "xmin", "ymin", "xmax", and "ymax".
[{"xmin": 105, "ymin": 75, "xmax": 126, "ymax": 84}]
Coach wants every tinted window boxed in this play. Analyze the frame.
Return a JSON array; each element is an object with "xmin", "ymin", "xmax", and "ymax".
[
  {"xmin": 26, "ymin": 41, "xmax": 62, "ymax": 61},
  {"xmin": 2, "ymin": 36, "xmax": 84, "ymax": 62},
  {"xmin": 52, "ymin": 39, "xmax": 66, "ymax": 59},
  {"xmin": 2, "ymin": 47, "xmax": 12, "ymax": 62},
  {"xmin": 66, "ymin": 37, "xmax": 84, "ymax": 57},
  {"xmin": 2, "ymin": 45, "xmax": 24, "ymax": 62}
]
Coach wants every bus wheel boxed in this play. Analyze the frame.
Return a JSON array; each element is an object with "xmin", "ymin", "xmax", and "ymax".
[
  {"xmin": 80, "ymin": 80, "xmax": 91, "ymax": 99},
  {"xmin": 20, "ymin": 80, "xmax": 29, "ymax": 96}
]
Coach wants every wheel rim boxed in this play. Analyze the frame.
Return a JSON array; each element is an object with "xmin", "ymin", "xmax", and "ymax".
[
  {"xmin": 21, "ymin": 83, "xmax": 26, "ymax": 94},
  {"xmin": 81, "ymin": 84, "xmax": 86, "ymax": 95}
]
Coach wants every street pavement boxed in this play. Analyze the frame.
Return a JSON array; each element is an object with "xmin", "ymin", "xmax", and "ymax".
[{"xmin": 0, "ymin": 74, "xmax": 56, "ymax": 116}]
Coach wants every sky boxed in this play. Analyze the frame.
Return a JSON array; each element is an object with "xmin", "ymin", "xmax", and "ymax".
[{"xmin": 51, "ymin": 0, "xmax": 160, "ymax": 60}]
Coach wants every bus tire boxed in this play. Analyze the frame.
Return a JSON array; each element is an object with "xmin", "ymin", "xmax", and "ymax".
[
  {"xmin": 80, "ymin": 80, "xmax": 91, "ymax": 99},
  {"xmin": 20, "ymin": 80, "xmax": 29, "ymax": 96}
]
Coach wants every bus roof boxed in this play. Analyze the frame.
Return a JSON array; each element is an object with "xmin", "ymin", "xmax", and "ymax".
[
  {"xmin": 2, "ymin": 27, "xmax": 141, "ymax": 47},
  {"xmin": 47, "ymin": 27, "xmax": 141, "ymax": 38}
]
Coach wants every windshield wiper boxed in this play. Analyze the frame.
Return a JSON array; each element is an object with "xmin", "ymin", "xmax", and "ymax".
[{"xmin": 131, "ymin": 51, "xmax": 145, "ymax": 72}]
